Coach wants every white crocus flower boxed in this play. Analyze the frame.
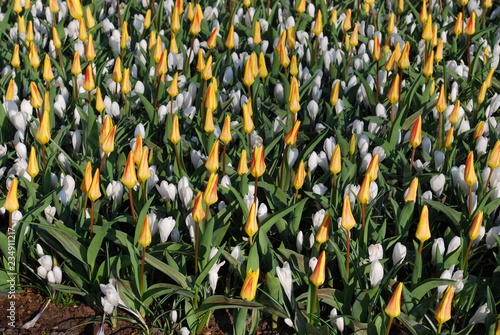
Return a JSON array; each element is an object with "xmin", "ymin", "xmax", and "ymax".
[
  {"xmin": 430, "ymin": 174, "xmax": 446, "ymax": 198},
  {"xmin": 432, "ymin": 238, "xmax": 446, "ymax": 264},
  {"xmin": 369, "ymin": 260, "xmax": 384, "ymax": 287},
  {"xmin": 368, "ymin": 244, "xmax": 383, "ymax": 262},
  {"xmin": 178, "ymin": 177, "xmax": 194, "ymax": 209},
  {"xmin": 309, "ymin": 257, "xmax": 318, "ymax": 272},
  {"xmin": 392, "ymin": 242, "xmax": 407, "ymax": 266},
  {"xmin": 485, "ymin": 227, "xmax": 500, "ymax": 249},
  {"xmin": 106, "ymin": 181, "xmax": 124, "ymax": 206},
  {"xmin": 468, "ymin": 303, "xmax": 489, "ymax": 325},
  {"xmin": 156, "ymin": 180, "xmax": 177, "ymax": 202},
  {"xmin": 330, "ymin": 308, "xmax": 344, "ymax": 334},
  {"xmin": 446, "ymin": 236, "xmax": 461, "ymax": 256},
  {"xmin": 158, "ymin": 217, "xmax": 176, "ymax": 243},
  {"xmin": 276, "ymin": 262, "xmax": 293, "ymax": 303},
  {"xmin": 296, "ymin": 231, "xmax": 304, "ymax": 254}
]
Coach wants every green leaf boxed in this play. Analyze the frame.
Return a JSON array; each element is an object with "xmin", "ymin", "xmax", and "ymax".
[{"xmin": 410, "ymin": 278, "xmax": 456, "ymax": 300}]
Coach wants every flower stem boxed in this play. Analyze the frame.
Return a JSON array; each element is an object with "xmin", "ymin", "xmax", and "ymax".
[
  {"xmin": 346, "ymin": 229, "xmax": 351, "ymax": 280},
  {"xmin": 141, "ymin": 181, "xmax": 147, "ymax": 204},
  {"xmin": 140, "ymin": 247, "xmax": 146, "ymax": 295},
  {"xmin": 468, "ymin": 185, "xmax": 473, "ymax": 219},
  {"xmin": 461, "ymin": 240, "xmax": 473, "ymax": 271},
  {"xmin": 222, "ymin": 143, "xmax": 227, "ymax": 176},
  {"xmin": 254, "ymin": 177, "xmax": 259, "ymax": 205},
  {"xmin": 437, "ymin": 112, "xmax": 443, "ymax": 151},
  {"xmin": 409, "ymin": 147, "xmax": 416, "ymax": 171},
  {"xmin": 42, "ymin": 144, "xmax": 47, "ymax": 170},
  {"xmin": 437, "ymin": 322, "xmax": 443, "ymax": 334},
  {"xmin": 310, "ymin": 285, "xmax": 319, "ymax": 323},
  {"xmin": 8, "ymin": 211, "xmax": 12, "ymax": 230},
  {"xmin": 385, "ymin": 317, "xmax": 394, "ymax": 335},
  {"xmin": 484, "ymin": 168, "xmax": 493, "ymax": 196},
  {"xmin": 129, "ymin": 188, "xmax": 137, "ymax": 222},
  {"xmin": 90, "ymin": 200, "xmax": 95, "ymax": 236}
]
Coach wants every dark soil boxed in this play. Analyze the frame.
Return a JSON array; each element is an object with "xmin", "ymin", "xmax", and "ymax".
[{"xmin": 0, "ymin": 289, "xmax": 295, "ymax": 335}]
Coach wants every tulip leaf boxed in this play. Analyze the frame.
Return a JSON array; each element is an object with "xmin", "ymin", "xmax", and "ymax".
[
  {"xmin": 38, "ymin": 221, "xmax": 87, "ymax": 267},
  {"xmin": 87, "ymin": 221, "xmax": 113, "ymax": 274},
  {"xmin": 410, "ymin": 278, "xmax": 456, "ymax": 300},
  {"xmin": 425, "ymin": 200, "xmax": 462, "ymax": 233},
  {"xmin": 196, "ymin": 296, "xmax": 262, "ymax": 316},
  {"xmin": 144, "ymin": 253, "xmax": 188, "ymax": 289}
]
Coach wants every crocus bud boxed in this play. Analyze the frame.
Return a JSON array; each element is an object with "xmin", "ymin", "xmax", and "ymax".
[
  {"xmin": 205, "ymin": 141, "xmax": 220, "ymax": 173},
  {"xmin": 341, "ymin": 195, "xmax": 356, "ymax": 230},
  {"xmin": 121, "ymin": 152, "xmax": 138, "ymax": 189},
  {"xmin": 435, "ymin": 285, "xmax": 454, "ymax": 324},
  {"xmin": 88, "ymin": 169, "xmax": 102, "ymax": 201},
  {"xmin": 316, "ymin": 214, "xmax": 330, "ymax": 244},
  {"xmin": 192, "ymin": 192, "xmax": 205, "ymax": 222},
  {"xmin": 385, "ymin": 282, "xmax": 403, "ymax": 318},
  {"xmin": 240, "ymin": 268, "xmax": 259, "ymax": 301},
  {"xmin": 250, "ymin": 145, "xmax": 266, "ymax": 178},
  {"xmin": 245, "ymin": 202, "xmax": 258, "ymax": 237},
  {"xmin": 387, "ymin": 73, "xmax": 400, "ymax": 104},
  {"xmin": 405, "ymin": 177, "xmax": 419, "ymax": 202},
  {"xmin": 284, "ymin": 120, "xmax": 301, "ymax": 146},
  {"xmin": 170, "ymin": 115, "xmax": 181, "ymax": 144},
  {"xmin": 310, "ymin": 251, "xmax": 326, "ymax": 286},
  {"xmin": 464, "ymin": 152, "xmax": 477, "ymax": 186},
  {"xmin": 416, "ymin": 205, "xmax": 431, "ymax": 243},
  {"xmin": 36, "ymin": 111, "xmax": 51, "ymax": 144},
  {"xmin": 137, "ymin": 147, "xmax": 151, "ymax": 182},
  {"xmin": 30, "ymin": 82, "xmax": 43, "ymax": 109},
  {"xmin": 469, "ymin": 211, "xmax": 483, "ymax": 240},
  {"xmin": 464, "ymin": 12, "xmax": 476, "ymax": 36},
  {"xmin": 81, "ymin": 162, "xmax": 93, "ymax": 194},
  {"xmin": 238, "ymin": 150, "xmax": 249, "ymax": 176},
  {"xmin": 138, "ymin": 215, "xmax": 152, "ymax": 247},
  {"xmin": 409, "ymin": 115, "xmax": 422, "ymax": 148},
  {"xmin": 293, "ymin": 160, "xmax": 306, "ymax": 190},
  {"xmin": 203, "ymin": 172, "xmax": 218, "ymax": 206},
  {"xmin": 4, "ymin": 178, "xmax": 19, "ymax": 212},
  {"xmin": 67, "ymin": 0, "xmax": 83, "ymax": 19}
]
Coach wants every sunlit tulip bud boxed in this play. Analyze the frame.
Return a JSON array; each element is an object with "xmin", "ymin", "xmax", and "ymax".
[
  {"xmin": 250, "ymin": 145, "xmax": 266, "ymax": 178},
  {"xmin": 5, "ymin": 178, "xmax": 19, "ymax": 213},
  {"xmin": 13, "ymin": 0, "xmax": 22, "ymax": 13},
  {"xmin": 241, "ymin": 268, "xmax": 259, "ymax": 301},
  {"xmin": 409, "ymin": 115, "xmax": 422, "ymax": 148},
  {"xmin": 205, "ymin": 141, "xmax": 220, "ymax": 173},
  {"xmin": 165, "ymin": 72, "xmax": 179, "ymax": 98},
  {"xmin": 310, "ymin": 251, "xmax": 326, "ymax": 286},
  {"xmin": 435, "ymin": 39, "xmax": 444, "ymax": 62},
  {"xmin": 242, "ymin": 103, "xmax": 254, "ymax": 134},
  {"xmin": 385, "ymin": 51, "xmax": 396, "ymax": 71},
  {"xmin": 88, "ymin": 169, "xmax": 102, "ymax": 201},
  {"xmin": 250, "ymin": 52, "xmax": 259, "ymax": 78},
  {"xmin": 11, "ymin": 44, "xmax": 20, "ymax": 68},
  {"xmin": 85, "ymin": 7, "xmax": 95, "ymax": 29},
  {"xmin": 366, "ymin": 154, "xmax": 379, "ymax": 182},
  {"xmin": 120, "ymin": 22, "xmax": 129, "ymax": 49},
  {"xmin": 194, "ymin": 51, "xmax": 205, "ymax": 72},
  {"xmin": 474, "ymin": 121, "xmax": 485, "ymax": 140},
  {"xmin": 186, "ymin": 2, "xmax": 194, "ymax": 20},
  {"xmin": 436, "ymin": 84, "xmax": 447, "ymax": 113},
  {"xmin": 422, "ymin": 15, "xmax": 433, "ymax": 41},
  {"xmin": 130, "ymin": 135, "xmax": 143, "ymax": 166},
  {"xmin": 329, "ymin": 81, "xmax": 340, "ymax": 106},
  {"xmin": 203, "ymin": 172, "xmax": 218, "ymax": 206},
  {"xmin": 205, "ymin": 82, "xmax": 217, "ymax": 114},
  {"xmin": 449, "ymin": 101, "xmax": 460, "ymax": 124},
  {"xmin": 330, "ymin": 145, "xmax": 342, "ymax": 175},
  {"xmin": 238, "ymin": 149, "xmax": 248, "ymax": 176},
  {"xmin": 121, "ymin": 152, "xmax": 138, "ymax": 189},
  {"xmin": 398, "ymin": 42, "xmax": 410, "ymax": 70},
  {"xmin": 30, "ymin": 82, "xmax": 43, "ymax": 109},
  {"xmin": 67, "ymin": 0, "xmax": 83, "ymax": 19},
  {"xmin": 28, "ymin": 43, "xmax": 40, "ymax": 68},
  {"xmin": 35, "ymin": 110, "xmax": 51, "ymax": 144},
  {"xmin": 42, "ymin": 55, "xmax": 55, "ymax": 83},
  {"xmin": 167, "ymin": 33, "xmax": 178, "ymax": 54},
  {"xmin": 80, "ymin": 162, "xmax": 92, "ymax": 194},
  {"xmin": 137, "ymin": 147, "xmax": 151, "ymax": 182},
  {"xmin": 243, "ymin": 0, "xmax": 250, "ymax": 7},
  {"xmin": 110, "ymin": 58, "xmax": 123, "ymax": 84},
  {"xmin": 5, "ymin": 79, "xmax": 16, "ymax": 101},
  {"xmin": 250, "ymin": 21, "xmax": 262, "ymax": 46},
  {"xmin": 82, "ymin": 65, "xmax": 95, "ymax": 92},
  {"xmin": 190, "ymin": 4, "xmax": 203, "ymax": 35},
  {"xmin": 386, "ymin": 12, "xmax": 395, "ymax": 34},
  {"xmin": 219, "ymin": 115, "xmax": 232, "ymax": 144},
  {"xmin": 357, "ymin": 175, "xmax": 370, "ymax": 205},
  {"xmin": 349, "ymin": 134, "xmax": 357, "ymax": 156},
  {"xmin": 26, "ymin": 20, "xmax": 34, "ymax": 43},
  {"xmin": 316, "ymin": 214, "xmax": 330, "ymax": 244},
  {"xmin": 152, "ymin": 35, "xmax": 162, "ymax": 62},
  {"xmin": 339, "ymin": 195, "xmax": 355, "ymax": 230},
  {"xmin": 419, "ymin": 2, "xmax": 428, "ymax": 22},
  {"xmin": 372, "ymin": 35, "xmax": 382, "ymax": 61},
  {"xmin": 477, "ymin": 82, "xmax": 487, "ymax": 105},
  {"xmin": 453, "ymin": 12, "xmax": 463, "ymax": 36},
  {"xmin": 204, "ymin": 26, "xmax": 218, "ymax": 50},
  {"xmin": 244, "ymin": 202, "xmax": 259, "ymax": 237},
  {"xmin": 71, "ymin": 51, "xmax": 82, "ymax": 76},
  {"xmin": 225, "ymin": 24, "xmax": 235, "ymax": 50},
  {"xmin": 284, "ymin": 120, "xmax": 301, "ymax": 146},
  {"xmin": 416, "ymin": 205, "xmax": 431, "ymax": 243},
  {"xmin": 487, "ymin": 140, "xmax": 500, "ymax": 169},
  {"xmin": 102, "ymin": 125, "xmax": 116, "ymax": 154},
  {"xmin": 171, "ymin": 6, "xmax": 180, "ymax": 33},
  {"xmin": 483, "ymin": 0, "xmax": 492, "ymax": 7},
  {"xmin": 312, "ymin": 10, "xmax": 323, "ymax": 36},
  {"xmin": 464, "ymin": 152, "xmax": 477, "ymax": 186},
  {"xmin": 191, "ymin": 191, "xmax": 205, "ymax": 222},
  {"xmin": 435, "ymin": 285, "xmax": 454, "ymax": 324},
  {"xmin": 170, "ymin": 115, "xmax": 181, "ymax": 144},
  {"xmin": 278, "ymin": 44, "xmax": 290, "ymax": 68},
  {"xmin": 100, "ymin": 116, "xmax": 113, "ymax": 145},
  {"xmin": 78, "ymin": 18, "xmax": 88, "ymax": 42},
  {"xmin": 387, "ymin": 73, "xmax": 400, "ymax": 104},
  {"xmin": 431, "ymin": 24, "xmax": 438, "ymax": 47},
  {"xmin": 343, "ymin": 9, "xmax": 352, "ymax": 31},
  {"xmin": 201, "ymin": 55, "xmax": 213, "ymax": 81},
  {"xmin": 121, "ymin": 68, "xmax": 131, "ymax": 94},
  {"xmin": 86, "ymin": 34, "xmax": 96, "ymax": 61},
  {"xmin": 155, "ymin": 50, "xmax": 168, "ymax": 76},
  {"xmin": 385, "ymin": 282, "xmax": 403, "ymax": 318},
  {"xmin": 258, "ymin": 52, "xmax": 268, "ymax": 79},
  {"xmin": 444, "ymin": 127, "xmax": 454, "ymax": 150},
  {"xmin": 204, "ymin": 108, "xmax": 215, "ymax": 133},
  {"xmin": 293, "ymin": 160, "xmax": 306, "ymax": 190},
  {"xmin": 138, "ymin": 215, "xmax": 152, "ymax": 247},
  {"xmin": 469, "ymin": 211, "xmax": 483, "ymax": 241},
  {"xmin": 350, "ymin": 23, "xmax": 359, "ymax": 47},
  {"xmin": 289, "ymin": 77, "xmax": 301, "ymax": 114},
  {"xmin": 243, "ymin": 58, "xmax": 255, "ymax": 87},
  {"xmin": 484, "ymin": 67, "xmax": 494, "ymax": 88},
  {"xmin": 17, "ymin": 15, "xmax": 25, "ymax": 34},
  {"xmin": 464, "ymin": 12, "xmax": 476, "ymax": 36},
  {"xmin": 423, "ymin": 51, "xmax": 434, "ymax": 77}
]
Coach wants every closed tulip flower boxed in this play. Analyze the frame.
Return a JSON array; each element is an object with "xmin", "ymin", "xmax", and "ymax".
[
  {"xmin": 121, "ymin": 152, "xmax": 138, "ymax": 189},
  {"xmin": 4, "ymin": 178, "xmax": 19, "ymax": 213},
  {"xmin": 385, "ymin": 282, "xmax": 403, "ymax": 318},
  {"xmin": 310, "ymin": 251, "xmax": 326, "ymax": 286},
  {"xmin": 203, "ymin": 172, "xmax": 218, "ymax": 206},
  {"xmin": 250, "ymin": 145, "xmax": 266, "ymax": 178},
  {"xmin": 464, "ymin": 152, "xmax": 477, "ymax": 186},
  {"xmin": 416, "ymin": 205, "xmax": 431, "ymax": 243},
  {"xmin": 284, "ymin": 120, "xmax": 301, "ymax": 146},
  {"xmin": 88, "ymin": 169, "xmax": 102, "ymax": 201},
  {"xmin": 137, "ymin": 147, "xmax": 151, "ymax": 182},
  {"xmin": 192, "ymin": 192, "xmax": 205, "ymax": 222},
  {"xmin": 26, "ymin": 146, "xmax": 39, "ymax": 179},
  {"xmin": 36, "ymin": 111, "xmax": 51, "ymax": 145},
  {"xmin": 138, "ymin": 215, "xmax": 152, "ymax": 247},
  {"xmin": 435, "ymin": 285, "xmax": 454, "ymax": 324},
  {"xmin": 240, "ymin": 268, "xmax": 259, "ymax": 301}
]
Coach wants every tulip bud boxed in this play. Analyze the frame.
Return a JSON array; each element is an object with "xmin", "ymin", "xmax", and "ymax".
[
  {"xmin": 13, "ymin": 0, "xmax": 22, "ymax": 13},
  {"xmin": 121, "ymin": 152, "xmax": 138, "ymax": 189},
  {"xmin": 225, "ymin": 24, "xmax": 235, "ymax": 50},
  {"xmin": 330, "ymin": 81, "xmax": 340, "ymax": 106},
  {"xmin": 82, "ymin": 65, "xmax": 95, "ymax": 92},
  {"xmin": 250, "ymin": 145, "xmax": 266, "ymax": 178},
  {"xmin": 422, "ymin": 15, "xmax": 433, "ymax": 41},
  {"xmin": 112, "ymin": 58, "xmax": 123, "ymax": 83},
  {"xmin": 312, "ymin": 10, "xmax": 323, "ymax": 36},
  {"xmin": 202, "ymin": 55, "xmax": 213, "ymax": 81},
  {"xmin": 192, "ymin": 192, "xmax": 205, "ymax": 222},
  {"xmin": 385, "ymin": 282, "xmax": 403, "ymax": 318},
  {"xmin": 67, "ymin": 0, "xmax": 83, "ymax": 19},
  {"xmin": 243, "ymin": 57, "xmax": 255, "ymax": 87},
  {"xmin": 464, "ymin": 12, "xmax": 476, "ymax": 36},
  {"xmin": 253, "ymin": 22, "xmax": 262, "ymax": 45},
  {"xmin": 238, "ymin": 150, "xmax": 249, "ymax": 176},
  {"xmin": 170, "ymin": 115, "xmax": 181, "ymax": 144},
  {"xmin": 488, "ymin": 140, "xmax": 500, "ymax": 169},
  {"xmin": 78, "ymin": 18, "xmax": 88, "ymax": 42},
  {"xmin": 168, "ymin": 72, "xmax": 179, "ymax": 97},
  {"xmin": 203, "ymin": 172, "xmax": 218, "ymax": 206},
  {"xmin": 284, "ymin": 120, "xmax": 301, "ymax": 146},
  {"xmin": 30, "ymin": 82, "xmax": 43, "ymax": 109},
  {"xmin": 120, "ymin": 22, "xmax": 129, "ymax": 50},
  {"xmin": 373, "ymin": 35, "xmax": 382, "ymax": 61},
  {"xmin": 398, "ymin": 42, "xmax": 410, "ymax": 70},
  {"xmin": 416, "ymin": 205, "xmax": 431, "ymax": 243},
  {"xmin": 310, "ymin": 251, "xmax": 326, "ymax": 286},
  {"xmin": 464, "ymin": 152, "xmax": 477, "ymax": 186},
  {"xmin": 350, "ymin": 24, "xmax": 359, "ymax": 47},
  {"xmin": 357, "ymin": 175, "xmax": 370, "ymax": 205},
  {"xmin": 88, "ymin": 169, "xmax": 102, "ymax": 201},
  {"xmin": 343, "ymin": 9, "xmax": 352, "ymax": 31},
  {"xmin": 469, "ymin": 211, "xmax": 483, "ymax": 241},
  {"xmin": 436, "ymin": 84, "xmax": 447, "ymax": 113},
  {"xmin": 138, "ymin": 215, "xmax": 152, "ymax": 248},
  {"xmin": 11, "ymin": 44, "xmax": 20, "ymax": 68},
  {"xmin": 171, "ymin": 6, "xmax": 180, "ymax": 33},
  {"xmin": 170, "ymin": 33, "xmax": 178, "ymax": 54},
  {"xmin": 121, "ymin": 68, "xmax": 131, "ymax": 94},
  {"xmin": 153, "ymin": 35, "xmax": 162, "ymax": 62},
  {"xmin": 204, "ymin": 108, "xmax": 215, "ymax": 134},
  {"xmin": 80, "ymin": 162, "xmax": 93, "ymax": 194},
  {"xmin": 387, "ymin": 12, "xmax": 395, "ymax": 34},
  {"xmin": 52, "ymin": 27, "xmax": 61, "ymax": 50},
  {"xmin": 297, "ymin": 0, "xmax": 306, "ymax": 13},
  {"xmin": 387, "ymin": 73, "xmax": 400, "ymax": 104},
  {"xmin": 330, "ymin": 144, "xmax": 342, "ymax": 175},
  {"xmin": 366, "ymin": 154, "xmax": 379, "ymax": 182},
  {"xmin": 28, "ymin": 43, "xmax": 40, "ymax": 69},
  {"xmin": 205, "ymin": 141, "xmax": 220, "ymax": 173},
  {"xmin": 242, "ymin": 103, "xmax": 254, "ymax": 134},
  {"xmin": 316, "ymin": 214, "xmax": 330, "ymax": 244},
  {"xmin": 474, "ymin": 121, "xmax": 485, "ymax": 140},
  {"xmin": 259, "ymin": 52, "xmax": 268, "ymax": 79},
  {"xmin": 207, "ymin": 26, "xmax": 218, "ymax": 49},
  {"xmin": 289, "ymin": 77, "xmax": 301, "ymax": 114},
  {"xmin": 341, "ymin": 195, "xmax": 356, "ymax": 230},
  {"xmin": 205, "ymin": 80, "xmax": 217, "ymax": 113},
  {"xmin": 453, "ymin": 12, "xmax": 463, "ymax": 36},
  {"xmin": 219, "ymin": 115, "xmax": 232, "ymax": 144},
  {"xmin": 190, "ymin": 4, "xmax": 203, "ymax": 35},
  {"xmin": 101, "ymin": 125, "xmax": 117, "ymax": 154},
  {"xmin": 409, "ymin": 115, "xmax": 422, "ymax": 148},
  {"xmin": 423, "ymin": 51, "xmax": 434, "ymax": 78},
  {"xmin": 36, "ymin": 111, "xmax": 51, "ymax": 145},
  {"xmin": 245, "ymin": 202, "xmax": 259, "ymax": 237},
  {"xmin": 137, "ymin": 147, "xmax": 151, "ymax": 182},
  {"xmin": 444, "ymin": 127, "xmax": 454, "ymax": 150},
  {"xmin": 405, "ymin": 177, "xmax": 419, "ymax": 202},
  {"xmin": 100, "ymin": 116, "xmax": 113, "ymax": 145},
  {"xmin": 240, "ymin": 268, "xmax": 259, "ymax": 301},
  {"xmin": 477, "ymin": 82, "xmax": 487, "ymax": 105},
  {"xmin": 449, "ymin": 101, "xmax": 460, "ymax": 124},
  {"xmin": 71, "ymin": 51, "xmax": 82, "ymax": 76},
  {"xmin": 435, "ymin": 285, "xmax": 454, "ymax": 324},
  {"xmin": 289, "ymin": 55, "xmax": 298, "ymax": 77},
  {"xmin": 43, "ymin": 55, "xmax": 55, "ymax": 82},
  {"xmin": 5, "ymin": 79, "xmax": 16, "ymax": 101},
  {"xmin": 293, "ymin": 160, "xmax": 306, "ymax": 190},
  {"xmin": 4, "ymin": 178, "xmax": 19, "ymax": 213},
  {"xmin": 85, "ymin": 7, "xmax": 95, "ymax": 29}
]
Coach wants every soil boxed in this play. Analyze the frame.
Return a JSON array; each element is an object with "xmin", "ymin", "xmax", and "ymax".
[{"xmin": 0, "ymin": 288, "xmax": 295, "ymax": 335}]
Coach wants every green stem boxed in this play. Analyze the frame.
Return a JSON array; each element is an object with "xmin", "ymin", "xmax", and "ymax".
[
  {"xmin": 484, "ymin": 168, "xmax": 493, "ymax": 196},
  {"xmin": 129, "ymin": 188, "xmax": 137, "ymax": 222},
  {"xmin": 310, "ymin": 285, "xmax": 319, "ymax": 323},
  {"xmin": 437, "ymin": 322, "xmax": 443, "ymax": 334},
  {"xmin": 461, "ymin": 240, "xmax": 473, "ymax": 271},
  {"xmin": 346, "ymin": 229, "xmax": 351, "ymax": 280},
  {"xmin": 90, "ymin": 200, "xmax": 95, "ymax": 236},
  {"xmin": 222, "ymin": 143, "xmax": 227, "ymax": 176},
  {"xmin": 409, "ymin": 147, "xmax": 416, "ymax": 171},
  {"xmin": 385, "ymin": 317, "xmax": 394, "ymax": 335},
  {"xmin": 437, "ymin": 112, "xmax": 443, "ymax": 151},
  {"xmin": 468, "ymin": 185, "xmax": 472, "ymax": 219},
  {"xmin": 140, "ymin": 247, "xmax": 145, "ymax": 295}
]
